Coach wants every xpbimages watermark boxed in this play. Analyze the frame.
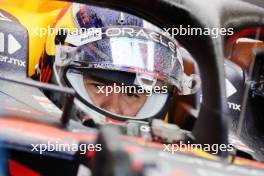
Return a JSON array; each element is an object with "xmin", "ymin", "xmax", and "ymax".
[
  {"xmin": 31, "ymin": 141, "xmax": 102, "ymax": 154},
  {"xmin": 163, "ymin": 26, "xmax": 234, "ymax": 38},
  {"xmin": 30, "ymin": 25, "xmax": 234, "ymax": 39},
  {"xmin": 96, "ymin": 83, "xmax": 168, "ymax": 96},
  {"xmin": 163, "ymin": 141, "xmax": 234, "ymax": 155}
]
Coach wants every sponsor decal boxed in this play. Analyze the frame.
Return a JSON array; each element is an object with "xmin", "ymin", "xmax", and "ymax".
[
  {"xmin": 65, "ymin": 27, "xmax": 178, "ymax": 54},
  {"xmin": 0, "ymin": 54, "xmax": 26, "ymax": 67},
  {"xmin": 227, "ymin": 102, "xmax": 241, "ymax": 111},
  {"xmin": 226, "ymin": 79, "xmax": 237, "ymax": 98},
  {"xmin": 0, "ymin": 33, "xmax": 25, "ymax": 67},
  {"xmin": 200, "ymin": 79, "xmax": 241, "ymax": 111}
]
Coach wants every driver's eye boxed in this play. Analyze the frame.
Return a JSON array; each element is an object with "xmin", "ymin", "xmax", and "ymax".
[
  {"xmin": 126, "ymin": 92, "xmax": 139, "ymax": 98},
  {"xmin": 86, "ymin": 82, "xmax": 106, "ymax": 92},
  {"xmin": 92, "ymin": 83, "xmax": 103, "ymax": 89}
]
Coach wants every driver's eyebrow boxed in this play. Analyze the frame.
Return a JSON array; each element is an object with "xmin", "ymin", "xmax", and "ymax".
[
  {"xmin": 84, "ymin": 74, "xmax": 116, "ymax": 85},
  {"xmin": 84, "ymin": 73, "xmax": 153, "ymax": 92},
  {"xmin": 85, "ymin": 74, "xmax": 143, "ymax": 90}
]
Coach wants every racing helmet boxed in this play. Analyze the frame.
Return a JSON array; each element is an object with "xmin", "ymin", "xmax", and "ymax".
[{"xmin": 38, "ymin": 3, "xmax": 194, "ymax": 125}]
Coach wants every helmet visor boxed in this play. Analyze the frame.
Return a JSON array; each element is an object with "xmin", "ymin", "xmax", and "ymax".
[
  {"xmin": 56, "ymin": 27, "xmax": 187, "ymax": 121},
  {"xmin": 59, "ymin": 26, "xmax": 185, "ymax": 92}
]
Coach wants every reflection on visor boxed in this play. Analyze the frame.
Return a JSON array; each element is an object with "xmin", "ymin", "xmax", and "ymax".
[{"xmin": 59, "ymin": 27, "xmax": 185, "ymax": 92}]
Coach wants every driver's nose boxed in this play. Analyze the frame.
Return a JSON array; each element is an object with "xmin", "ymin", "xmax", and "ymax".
[{"xmin": 101, "ymin": 92, "xmax": 122, "ymax": 115}]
